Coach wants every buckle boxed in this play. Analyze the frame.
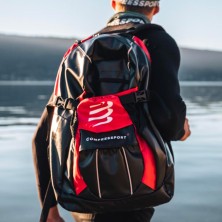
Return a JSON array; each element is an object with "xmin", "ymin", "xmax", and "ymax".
[
  {"xmin": 64, "ymin": 98, "xmax": 79, "ymax": 110},
  {"xmin": 53, "ymin": 96, "xmax": 78, "ymax": 110},
  {"xmin": 135, "ymin": 90, "xmax": 149, "ymax": 103},
  {"xmin": 55, "ymin": 96, "xmax": 65, "ymax": 107}
]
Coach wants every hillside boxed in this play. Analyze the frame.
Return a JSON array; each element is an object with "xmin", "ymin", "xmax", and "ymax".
[
  {"xmin": 0, "ymin": 34, "xmax": 222, "ymax": 81},
  {"xmin": 179, "ymin": 48, "xmax": 222, "ymax": 81},
  {"xmin": 0, "ymin": 34, "xmax": 74, "ymax": 81}
]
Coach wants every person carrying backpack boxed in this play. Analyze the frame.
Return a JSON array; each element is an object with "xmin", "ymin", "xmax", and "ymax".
[{"xmin": 32, "ymin": 0, "xmax": 191, "ymax": 222}]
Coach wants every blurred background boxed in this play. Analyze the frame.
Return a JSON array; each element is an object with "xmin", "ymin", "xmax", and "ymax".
[{"xmin": 0, "ymin": 0, "xmax": 222, "ymax": 221}]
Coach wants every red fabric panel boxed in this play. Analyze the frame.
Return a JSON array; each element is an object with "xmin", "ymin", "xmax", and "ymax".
[
  {"xmin": 136, "ymin": 133, "xmax": 156, "ymax": 190},
  {"xmin": 77, "ymin": 95, "xmax": 133, "ymax": 133},
  {"xmin": 133, "ymin": 36, "xmax": 152, "ymax": 62},
  {"xmin": 73, "ymin": 131, "xmax": 87, "ymax": 195}
]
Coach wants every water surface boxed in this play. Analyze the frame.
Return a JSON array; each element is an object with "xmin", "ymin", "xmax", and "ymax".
[{"xmin": 0, "ymin": 82, "xmax": 221, "ymax": 222}]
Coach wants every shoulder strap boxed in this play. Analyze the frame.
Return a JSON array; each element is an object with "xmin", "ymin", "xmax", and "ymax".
[{"xmin": 96, "ymin": 23, "xmax": 164, "ymax": 35}]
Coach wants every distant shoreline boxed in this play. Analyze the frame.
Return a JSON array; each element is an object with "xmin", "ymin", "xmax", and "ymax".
[
  {"xmin": 0, "ymin": 80, "xmax": 54, "ymax": 86},
  {"xmin": 1, "ymin": 80, "xmax": 222, "ymax": 87},
  {"xmin": 1, "ymin": 34, "xmax": 222, "ymax": 82}
]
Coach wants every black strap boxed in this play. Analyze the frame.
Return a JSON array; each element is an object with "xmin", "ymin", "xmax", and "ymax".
[
  {"xmin": 39, "ymin": 180, "xmax": 54, "ymax": 222},
  {"xmin": 96, "ymin": 23, "xmax": 164, "ymax": 36},
  {"xmin": 120, "ymin": 90, "xmax": 151, "ymax": 105}
]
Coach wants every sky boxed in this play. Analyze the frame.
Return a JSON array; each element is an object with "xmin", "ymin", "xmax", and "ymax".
[{"xmin": 0, "ymin": 0, "xmax": 222, "ymax": 51}]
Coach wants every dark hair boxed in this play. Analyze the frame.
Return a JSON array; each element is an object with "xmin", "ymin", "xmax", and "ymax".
[{"xmin": 119, "ymin": 4, "xmax": 154, "ymax": 14}]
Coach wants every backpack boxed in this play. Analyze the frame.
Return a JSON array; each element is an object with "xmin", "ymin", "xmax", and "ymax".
[{"xmin": 40, "ymin": 24, "xmax": 174, "ymax": 221}]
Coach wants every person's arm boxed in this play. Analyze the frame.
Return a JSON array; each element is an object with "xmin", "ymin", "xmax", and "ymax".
[
  {"xmin": 140, "ymin": 27, "xmax": 188, "ymax": 141},
  {"xmin": 32, "ymin": 95, "xmax": 65, "ymax": 222}
]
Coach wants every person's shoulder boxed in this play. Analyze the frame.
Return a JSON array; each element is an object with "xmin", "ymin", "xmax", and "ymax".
[
  {"xmin": 146, "ymin": 24, "xmax": 177, "ymax": 44},
  {"xmin": 144, "ymin": 23, "xmax": 165, "ymax": 32},
  {"xmin": 147, "ymin": 23, "xmax": 178, "ymax": 41},
  {"xmin": 138, "ymin": 23, "xmax": 179, "ymax": 53}
]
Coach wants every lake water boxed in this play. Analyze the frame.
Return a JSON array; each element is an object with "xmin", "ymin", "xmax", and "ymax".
[{"xmin": 0, "ymin": 81, "xmax": 222, "ymax": 222}]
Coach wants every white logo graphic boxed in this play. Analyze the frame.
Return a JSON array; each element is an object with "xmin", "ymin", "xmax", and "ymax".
[{"xmin": 88, "ymin": 101, "xmax": 113, "ymax": 127}]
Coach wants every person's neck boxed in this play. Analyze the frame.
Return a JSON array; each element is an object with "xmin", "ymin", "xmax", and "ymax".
[
  {"xmin": 117, "ymin": 11, "xmax": 151, "ymax": 23},
  {"xmin": 107, "ymin": 11, "xmax": 151, "ymax": 26},
  {"xmin": 115, "ymin": 10, "xmax": 153, "ymax": 21},
  {"xmin": 147, "ymin": 14, "xmax": 153, "ymax": 21}
]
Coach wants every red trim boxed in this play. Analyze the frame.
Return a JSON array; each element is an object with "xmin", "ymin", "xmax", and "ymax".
[
  {"xmin": 115, "ymin": 87, "xmax": 138, "ymax": 97},
  {"xmin": 73, "ymin": 130, "xmax": 87, "ymax": 195},
  {"xmin": 63, "ymin": 42, "xmax": 78, "ymax": 58},
  {"xmin": 63, "ymin": 35, "xmax": 94, "ymax": 59},
  {"xmin": 81, "ymin": 35, "xmax": 94, "ymax": 43},
  {"xmin": 136, "ymin": 132, "xmax": 156, "ymax": 190},
  {"xmin": 78, "ymin": 91, "xmax": 87, "ymax": 102},
  {"xmin": 133, "ymin": 36, "xmax": 152, "ymax": 62}
]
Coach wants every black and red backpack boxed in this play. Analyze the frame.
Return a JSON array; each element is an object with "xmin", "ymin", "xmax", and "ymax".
[{"xmin": 41, "ymin": 24, "xmax": 174, "ymax": 221}]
